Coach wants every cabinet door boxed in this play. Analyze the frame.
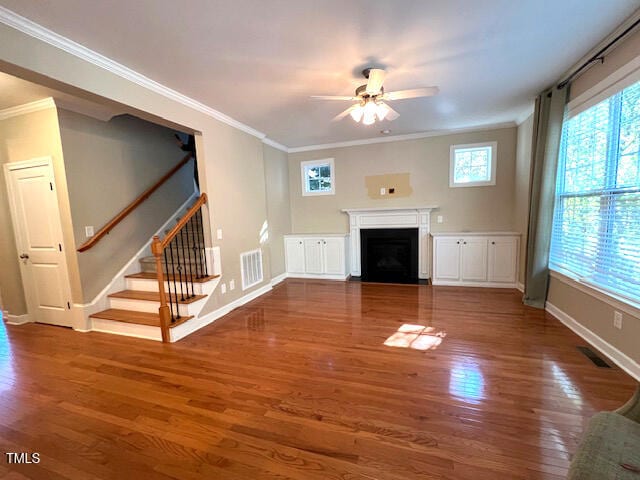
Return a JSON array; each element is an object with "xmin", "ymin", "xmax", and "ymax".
[
  {"xmin": 322, "ymin": 238, "xmax": 345, "ymax": 275},
  {"xmin": 460, "ymin": 237, "xmax": 488, "ymax": 282},
  {"xmin": 488, "ymin": 237, "xmax": 518, "ymax": 283},
  {"xmin": 285, "ymin": 238, "xmax": 305, "ymax": 274},
  {"xmin": 303, "ymin": 239, "xmax": 324, "ymax": 274},
  {"xmin": 433, "ymin": 237, "xmax": 461, "ymax": 281}
]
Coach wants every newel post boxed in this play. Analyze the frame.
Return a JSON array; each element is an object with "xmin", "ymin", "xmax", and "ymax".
[{"xmin": 152, "ymin": 235, "xmax": 170, "ymax": 343}]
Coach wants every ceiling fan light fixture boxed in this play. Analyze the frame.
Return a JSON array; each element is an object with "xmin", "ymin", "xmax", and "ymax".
[
  {"xmin": 376, "ymin": 102, "xmax": 390, "ymax": 121},
  {"xmin": 362, "ymin": 100, "xmax": 377, "ymax": 125},
  {"xmin": 350, "ymin": 104, "xmax": 364, "ymax": 122}
]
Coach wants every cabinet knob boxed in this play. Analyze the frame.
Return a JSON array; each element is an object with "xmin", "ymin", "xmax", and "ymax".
[
  {"xmin": 317, "ymin": 241, "xmax": 321, "ymax": 244},
  {"xmin": 491, "ymin": 241, "xmax": 495, "ymax": 245},
  {"xmin": 299, "ymin": 241, "xmax": 302, "ymax": 245},
  {"xmin": 463, "ymin": 242, "xmax": 467, "ymax": 245},
  {"xmin": 456, "ymin": 241, "xmax": 460, "ymax": 244},
  {"xmin": 323, "ymin": 241, "xmax": 326, "ymax": 244}
]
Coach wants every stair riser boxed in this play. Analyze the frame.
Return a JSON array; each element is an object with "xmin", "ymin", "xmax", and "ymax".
[
  {"xmin": 109, "ymin": 297, "xmax": 207, "ymax": 317},
  {"xmin": 126, "ymin": 277, "xmax": 208, "ymax": 295},
  {"xmin": 91, "ymin": 318, "xmax": 162, "ymax": 341}
]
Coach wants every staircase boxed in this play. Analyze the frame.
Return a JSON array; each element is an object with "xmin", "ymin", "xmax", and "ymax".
[{"xmin": 89, "ymin": 193, "xmax": 219, "ymax": 342}]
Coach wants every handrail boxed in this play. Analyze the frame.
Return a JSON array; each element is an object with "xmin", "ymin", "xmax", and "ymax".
[
  {"xmin": 151, "ymin": 192, "xmax": 208, "ymax": 342},
  {"xmin": 160, "ymin": 193, "xmax": 207, "ymax": 248},
  {"xmin": 77, "ymin": 152, "xmax": 194, "ymax": 252}
]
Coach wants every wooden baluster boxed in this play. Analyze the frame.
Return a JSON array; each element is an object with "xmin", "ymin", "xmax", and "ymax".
[{"xmin": 152, "ymin": 235, "xmax": 171, "ymax": 343}]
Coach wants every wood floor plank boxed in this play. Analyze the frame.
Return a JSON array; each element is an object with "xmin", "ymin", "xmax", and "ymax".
[{"xmin": 0, "ymin": 279, "xmax": 636, "ymax": 479}]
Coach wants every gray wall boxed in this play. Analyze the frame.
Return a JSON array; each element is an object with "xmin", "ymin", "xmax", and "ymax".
[
  {"xmin": 58, "ymin": 110, "xmax": 194, "ymax": 303},
  {"xmin": 263, "ymin": 144, "xmax": 291, "ymax": 278},
  {"xmin": 289, "ymin": 127, "xmax": 518, "ymax": 235},
  {"xmin": 514, "ymin": 115, "xmax": 533, "ymax": 285}
]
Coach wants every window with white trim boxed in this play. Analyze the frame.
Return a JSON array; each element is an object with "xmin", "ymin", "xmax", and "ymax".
[
  {"xmin": 550, "ymin": 79, "xmax": 640, "ymax": 305},
  {"xmin": 449, "ymin": 142, "xmax": 497, "ymax": 187},
  {"xmin": 301, "ymin": 158, "xmax": 334, "ymax": 196}
]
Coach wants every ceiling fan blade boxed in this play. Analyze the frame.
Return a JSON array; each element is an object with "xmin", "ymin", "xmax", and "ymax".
[
  {"xmin": 366, "ymin": 69, "xmax": 386, "ymax": 95},
  {"xmin": 383, "ymin": 87, "xmax": 439, "ymax": 101},
  {"xmin": 384, "ymin": 104, "xmax": 400, "ymax": 121},
  {"xmin": 331, "ymin": 105, "xmax": 357, "ymax": 122},
  {"xmin": 311, "ymin": 95, "xmax": 357, "ymax": 101}
]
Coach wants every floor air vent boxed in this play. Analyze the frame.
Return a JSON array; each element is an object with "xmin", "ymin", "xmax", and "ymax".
[
  {"xmin": 241, "ymin": 249, "xmax": 263, "ymax": 290},
  {"xmin": 577, "ymin": 346, "xmax": 611, "ymax": 368}
]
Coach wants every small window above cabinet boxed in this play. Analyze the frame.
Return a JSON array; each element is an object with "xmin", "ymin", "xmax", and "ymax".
[
  {"xmin": 301, "ymin": 158, "xmax": 335, "ymax": 196},
  {"xmin": 450, "ymin": 142, "xmax": 497, "ymax": 187},
  {"xmin": 432, "ymin": 232, "xmax": 519, "ymax": 287}
]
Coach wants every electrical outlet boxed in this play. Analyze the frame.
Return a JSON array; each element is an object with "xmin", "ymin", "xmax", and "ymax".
[
  {"xmin": 437, "ymin": 215, "xmax": 443, "ymax": 224},
  {"xmin": 613, "ymin": 311, "xmax": 622, "ymax": 330},
  {"xmin": 380, "ymin": 187, "xmax": 386, "ymax": 195},
  {"xmin": 216, "ymin": 228, "xmax": 223, "ymax": 240},
  {"xmin": 229, "ymin": 279, "xmax": 235, "ymax": 291},
  {"xmin": 220, "ymin": 283, "xmax": 227, "ymax": 294},
  {"xmin": 85, "ymin": 226, "xmax": 94, "ymax": 237}
]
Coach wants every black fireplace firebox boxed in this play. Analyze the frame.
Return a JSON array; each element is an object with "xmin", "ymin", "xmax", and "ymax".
[{"xmin": 360, "ymin": 228, "xmax": 419, "ymax": 284}]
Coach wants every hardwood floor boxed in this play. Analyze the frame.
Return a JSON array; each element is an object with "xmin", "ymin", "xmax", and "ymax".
[{"xmin": 0, "ymin": 279, "xmax": 636, "ymax": 479}]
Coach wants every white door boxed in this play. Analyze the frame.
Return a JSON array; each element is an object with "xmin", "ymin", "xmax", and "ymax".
[
  {"xmin": 322, "ymin": 238, "xmax": 344, "ymax": 275},
  {"xmin": 5, "ymin": 158, "xmax": 73, "ymax": 327},
  {"xmin": 303, "ymin": 239, "xmax": 324, "ymax": 274},
  {"xmin": 433, "ymin": 237, "xmax": 461, "ymax": 281},
  {"xmin": 285, "ymin": 238, "xmax": 305, "ymax": 274},
  {"xmin": 488, "ymin": 237, "xmax": 518, "ymax": 283},
  {"xmin": 460, "ymin": 237, "xmax": 488, "ymax": 282}
]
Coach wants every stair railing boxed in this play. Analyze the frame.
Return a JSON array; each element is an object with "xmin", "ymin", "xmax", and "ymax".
[
  {"xmin": 151, "ymin": 192, "xmax": 208, "ymax": 342},
  {"xmin": 77, "ymin": 153, "xmax": 194, "ymax": 252}
]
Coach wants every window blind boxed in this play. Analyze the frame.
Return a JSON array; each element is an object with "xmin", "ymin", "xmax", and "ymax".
[{"xmin": 550, "ymin": 80, "xmax": 640, "ymax": 305}]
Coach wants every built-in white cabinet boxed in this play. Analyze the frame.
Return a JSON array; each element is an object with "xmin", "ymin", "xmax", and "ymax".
[
  {"xmin": 284, "ymin": 234, "xmax": 350, "ymax": 280},
  {"xmin": 432, "ymin": 232, "xmax": 519, "ymax": 287}
]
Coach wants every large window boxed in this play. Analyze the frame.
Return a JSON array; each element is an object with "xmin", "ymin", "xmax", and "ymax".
[
  {"xmin": 449, "ymin": 142, "xmax": 497, "ymax": 187},
  {"xmin": 550, "ymin": 80, "xmax": 640, "ymax": 305}
]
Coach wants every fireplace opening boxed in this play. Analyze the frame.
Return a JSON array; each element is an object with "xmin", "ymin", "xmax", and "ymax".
[{"xmin": 360, "ymin": 228, "xmax": 419, "ymax": 284}]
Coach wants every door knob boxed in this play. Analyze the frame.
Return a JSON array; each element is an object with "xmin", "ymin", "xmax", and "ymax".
[{"xmin": 19, "ymin": 253, "xmax": 29, "ymax": 259}]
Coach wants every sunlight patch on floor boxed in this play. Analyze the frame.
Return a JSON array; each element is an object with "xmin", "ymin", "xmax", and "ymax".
[{"xmin": 383, "ymin": 323, "xmax": 446, "ymax": 351}]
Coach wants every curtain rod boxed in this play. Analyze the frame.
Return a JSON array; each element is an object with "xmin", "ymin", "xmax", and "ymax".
[{"xmin": 558, "ymin": 16, "xmax": 640, "ymax": 89}]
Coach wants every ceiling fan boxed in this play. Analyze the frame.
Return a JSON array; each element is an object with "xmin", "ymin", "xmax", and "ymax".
[{"xmin": 311, "ymin": 68, "xmax": 439, "ymax": 125}]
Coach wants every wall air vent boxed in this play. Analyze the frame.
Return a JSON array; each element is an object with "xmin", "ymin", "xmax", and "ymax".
[{"xmin": 241, "ymin": 249, "xmax": 263, "ymax": 290}]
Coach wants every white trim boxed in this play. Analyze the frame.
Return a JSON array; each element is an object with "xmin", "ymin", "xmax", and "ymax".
[
  {"xmin": 286, "ymin": 273, "xmax": 350, "ymax": 281},
  {"xmin": 567, "ymin": 53, "xmax": 640, "ymax": 118},
  {"xmin": 301, "ymin": 158, "xmax": 335, "ymax": 196},
  {"xmin": 549, "ymin": 269, "xmax": 640, "ymax": 319},
  {"xmin": 170, "ymin": 283, "xmax": 273, "ymax": 342},
  {"xmin": 449, "ymin": 141, "xmax": 497, "ymax": 188},
  {"xmin": 517, "ymin": 282, "xmax": 524, "ymax": 293},
  {"xmin": 262, "ymin": 138, "xmax": 289, "ymax": 153},
  {"xmin": 288, "ymin": 122, "xmax": 515, "ymax": 153},
  {"xmin": 0, "ymin": 5, "xmax": 266, "ymax": 140},
  {"xmin": 545, "ymin": 302, "xmax": 640, "ymax": 382},
  {"xmin": 4, "ymin": 313, "xmax": 31, "ymax": 325},
  {"xmin": 0, "ymin": 97, "xmax": 56, "ymax": 120},
  {"xmin": 91, "ymin": 317, "xmax": 162, "ymax": 341},
  {"xmin": 432, "ymin": 281, "xmax": 518, "ymax": 289},
  {"xmin": 270, "ymin": 272, "xmax": 288, "ymax": 286}
]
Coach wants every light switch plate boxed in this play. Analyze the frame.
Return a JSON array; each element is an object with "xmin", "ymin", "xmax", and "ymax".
[
  {"xmin": 229, "ymin": 279, "xmax": 235, "ymax": 291},
  {"xmin": 220, "ymin": 283, "xmax": 226, "ymax": 294},
  {"xmin": 216, "ymin": 228, "xmax": 223, "ymax": 240},
  {"xmin": 614, "ymin": 311, "xmax": 622, "ymax": 329},
  {"xmin": 380, "ymin": 187, "xmax": 386, "ymax": 195},
  {"xmin": 437, "ymin": 215, "xmax": 443, "ymax": 224},
  {"xmin": 85, "ymin": 226, "xmax": 94, "ymax": 237}
]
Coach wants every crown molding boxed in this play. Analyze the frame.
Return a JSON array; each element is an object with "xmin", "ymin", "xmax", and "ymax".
[
  {"xmin": 0, "ymin": 97, "xmax": 55, "ymax": 120},
  {"xmin": 287, "ymin": 121, "xmax": 517, "ymax": 153},
  {"xmin": 515, "ymin": 104, "xmax": 535, "ymax": 125},
  {"xmin": 0, "ymin": 5, "xmax": 268, "ymax": 140},
  {"xmin": 262, "ymin": 137, "xmax": 289, "ymax": 153}
]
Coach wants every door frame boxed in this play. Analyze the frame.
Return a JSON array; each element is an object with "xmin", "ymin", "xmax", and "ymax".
[{"xmin": 4, "ymin": 156, "xmax": 74, "ymax": 326}]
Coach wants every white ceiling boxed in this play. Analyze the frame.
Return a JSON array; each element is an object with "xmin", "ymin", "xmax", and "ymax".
[{"xmin": 1, "ymin": 0, "xmax": 638, "ymax": 148}]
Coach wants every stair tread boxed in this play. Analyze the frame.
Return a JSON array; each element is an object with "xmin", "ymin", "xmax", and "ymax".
[
  {"xmin": 126, "ymin": 272, "xmax": 219, "ymax": 283},
  {"xmin": 108, "ymin": 290, "xmax": 207, "ymax": 304},
  {"xmin": 90, "ymin": 308, "xmax": 193, "ymax": 328}
]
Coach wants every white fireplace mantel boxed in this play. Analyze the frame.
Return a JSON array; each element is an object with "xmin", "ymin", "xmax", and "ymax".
[{"xmin": 341, "ymin": 206, "xmax": 438, "ymax": 279}]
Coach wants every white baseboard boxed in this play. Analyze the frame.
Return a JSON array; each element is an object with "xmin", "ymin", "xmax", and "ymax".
[
  {"xmin": 432, "ymin": 280, "xmax": 519, "ymax": 289},
  {"xmin": 545, "ymin": 302, "xmax": 640, "ymax": 381},
  {"xmin": 270, "ymin": 272, "xmax": 288, "ymax": 286},
  {"xmin": 286, "ymin": 272, "xmax": 349, "ymax": 281},
  {"xmin": 4, "ymin": 313, "xmax": 31, "ymax": 325},
  {"xmin": 170, "ymin": 282, "xmax": 273, "ymax": 342},
  {"xmin": 517, "ymin": 282, "xmax": 524, "ymax": 293}
]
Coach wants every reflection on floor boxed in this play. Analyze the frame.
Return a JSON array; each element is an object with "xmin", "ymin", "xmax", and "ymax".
[
  {"xmin": 0, "ymin": 279, "xmax": 636, "ymax": 480},
  {"xmin": 383, "ymin": 323, "xmax": 446, "ymax": 351}
]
